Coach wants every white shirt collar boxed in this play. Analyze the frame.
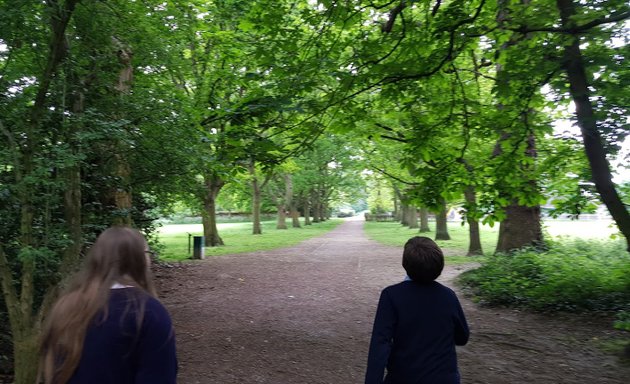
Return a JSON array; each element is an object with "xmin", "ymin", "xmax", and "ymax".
[{"xmin": 111, "ymin": 282, "xmax": 134, "ymax": 289}]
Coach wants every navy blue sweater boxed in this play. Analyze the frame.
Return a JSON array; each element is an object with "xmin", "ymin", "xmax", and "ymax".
[
  {"xmin": 68, "ymin": 288, "xmax": 177, "ymax": 383},
  {"xmin": 365, "ymin": 281, "xmax": 469, "ymax": 384}
]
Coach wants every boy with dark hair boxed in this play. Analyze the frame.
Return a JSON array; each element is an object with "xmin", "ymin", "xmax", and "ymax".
[{"xmin": 365, "ymin": 236, "xmax": 469, "ymax": 384}]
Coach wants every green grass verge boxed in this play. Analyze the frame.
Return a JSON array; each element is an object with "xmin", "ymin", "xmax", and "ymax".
[
  {"xmin": 362, "ymin": 220, "xmax": 498, "ymax": 264},
  {"xmin": 362, "ymin": 219, "xmax": 620, "ymax": 264},
  {"xmin": 157, "ymin": 219, "xmax": 343, "ymax": 261}
]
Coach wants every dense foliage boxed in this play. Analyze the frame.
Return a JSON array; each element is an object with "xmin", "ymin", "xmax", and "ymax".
[
  {"xmin": 460, "ymin": 239, "xmax": 630, "ymax": 312},
  {"xmin": 0, "ymin": 0, "xmax": 628, "ymax": 380}
]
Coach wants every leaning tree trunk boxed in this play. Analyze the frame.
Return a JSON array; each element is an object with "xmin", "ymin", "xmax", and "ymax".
[
  {"xmin": 435, "ymin": 199, "xmax": 451, "ymax": 240},
  {"xmin": 419, "ymin": 207, "xmax": 431, "ymax": 233},
  {"xmin": 464, "ymin": 186, "xmax": 483, "ymax": 255},
  {"xmin": 557, "ymin": 0, "xmax": 630, "ymax": 251},
  {"xmin": 202, "ymin": 174, "xmax": 224, "ymax": 246}
]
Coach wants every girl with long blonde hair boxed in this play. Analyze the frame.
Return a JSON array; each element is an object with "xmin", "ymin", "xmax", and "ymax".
[{"xmin": 40, "ymin": 226, "xmax": 177, "ymax": 383}]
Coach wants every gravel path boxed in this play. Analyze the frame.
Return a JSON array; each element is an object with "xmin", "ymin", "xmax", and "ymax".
[{"xmin": 156, "ymin": 218, "xmax": 630, "ymax": 383}]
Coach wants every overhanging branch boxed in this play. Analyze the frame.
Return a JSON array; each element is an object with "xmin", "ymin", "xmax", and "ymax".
[
  {"xmin": 370, "ymin": 165, "xmax": 419, "ymax": 186},
  {"xmin": 512, "ymin": 9, "xmax": 630, "ymax": 34}
]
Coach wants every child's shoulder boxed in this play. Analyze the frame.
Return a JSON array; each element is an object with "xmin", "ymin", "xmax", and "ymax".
[{"xmin": 385, "ymin": 280, "xmax": 456, "ymax": 295}]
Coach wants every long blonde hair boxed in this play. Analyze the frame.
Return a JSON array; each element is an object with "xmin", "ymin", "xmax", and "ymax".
[{"xmin": 39, "ymin": 226, "xmax": 157, "ymax": 384}]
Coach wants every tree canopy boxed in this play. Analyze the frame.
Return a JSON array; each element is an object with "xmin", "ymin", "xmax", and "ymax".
[{"xmin": 0, "ymin": 0, "xmax": 628, "ymax": 381}]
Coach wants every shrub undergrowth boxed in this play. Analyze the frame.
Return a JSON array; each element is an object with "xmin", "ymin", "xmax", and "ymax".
[{"xmin": 459, "ymin": 238, "xmax": 630, "ymax": 313}]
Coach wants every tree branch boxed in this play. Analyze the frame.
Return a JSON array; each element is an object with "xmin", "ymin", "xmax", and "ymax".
[
  {"xmin": 278, "ymin": 1, "xmax": 487, "ymax": 137},
  {"xmin": 380, "ymin": 134, "xmax": 408, "ymax": 143},
  {"xmin": 371, "ymin": 166, "xmax": 419, "ymax": 186},
  {"xmin": 360, "ymin": 14, "xmax": 407, "ymax": 68},
  {"xmin": 367, "ymin": 0, "xmax": 400, "ymax": 10},
  {"xmin": 382, "ymin": 2, "xmax": 407, "ymax": 33},
  {"xmin": 512, "ymin": 9, "xmax": 630, "ymax": 34},
  {"xmin": 431, "ymin": 0, "xmax": 442, "ymax": 16},
  {"xmin": 0, "ymin": 244, "xmax": 20, "ymax": 333}
]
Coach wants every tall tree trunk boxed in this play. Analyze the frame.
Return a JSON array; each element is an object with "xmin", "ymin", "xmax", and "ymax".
[
  {"xmin": 556, "ymin": 0, "xmax": 630, "ymax": 251},
  {"xmin": 303, "ymin": 197, "xmax": 312, "ymax": 225},
  {"xmin": 312, "ymin": 194, "xmax": 321, "ymax": 223},
  {"xmin": 400, "ymin": 199, "xmax": 409, "ymax": 226},
  {"xmin": 202, "ymin": 174, "xmax": 224, "ymax": 246},
  {"xmin": 493, "ymin": 0, "xmax": 543, "ymax": 253},
  {"xmin": 435, "ymin": 199, "xmax": 451, "ymax": 240},
  {"xmin": 496, "ymin": 203, "xmax": 542, "ymax": 252},
  {"xmin": 249, "ymin": 161, "xmax": 263, "ymax": 235},
  {"xmin": 111, "ymin": 41, "xmax": 134, "ymax": 226},
  {"xmin": 290, "ymin": 202, "xmax": 301, "ymax": 228},
  {"xmin": 0, "ymin": 245, "xmax": 39, "ymax": 384},
  {"xmin": 419, "ymin": 207, "xmax": 431, "ymax": 233},
  {"xmin": 276, "ymin": 174, "xmax": 292, "ymax": 230},
  {"xmin": 407, "ymin": 206, "xmax": 418, "ymax": 229},
  {"xmin": 112, "ymin": 155, "xmax": 132, "ymax": 225},
  {"xmin": 252, "ymin": 180, "xmax": 262, "ymax": 235},
  {"xmin": 495, "ymin": 131, "xmax": 542, "ymax": 253},
  {"xmin": 12, "ymin": 331, "xmax": 39, "ymax": 384},
  {"xmin": 464, "ymin": 186, "xmax": 483, "ymax": 255},
  {"xmin": 59, "ymin": 69, "xmax": 85, "ymax": 275},
  {"xmin": 0, "ymin": 2, "xmax": 80, "ymax": 382},
  {"xmin": 276, "ymin": 205, "xmax": 288, "ymax": 229},
  {"xmin": 392, "ymin": 184, "xmax": 402, "ymax": 221},
  {"xmin": 320, "ymin": 203, "xmax": 328, "ymax": 222}
]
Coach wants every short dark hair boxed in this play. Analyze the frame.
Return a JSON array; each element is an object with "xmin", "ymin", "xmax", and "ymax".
[{"xmin": 402, "ymin": 236, "xmax": 444, "ymax": 283}]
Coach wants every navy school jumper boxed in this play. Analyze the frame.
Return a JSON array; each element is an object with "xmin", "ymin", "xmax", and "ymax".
[
  {"xmin": 67, "ymin": 288, "xmax": 177, "ymax": 383},
  {"xmin": 365, "ymin": 281, "xmax": 469, "ymax": 384}
]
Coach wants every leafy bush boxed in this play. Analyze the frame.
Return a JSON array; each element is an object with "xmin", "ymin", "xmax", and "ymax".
[
  {"xmin": 459, "ymin": 238, "xmax": 630, "ymax": 313},
  {"xmin": 615, "ymin": 311, "xmax": 630, "ymax": 332}
]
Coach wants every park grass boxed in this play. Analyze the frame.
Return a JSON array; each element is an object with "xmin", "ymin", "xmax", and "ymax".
[
  {"xmin": 363, "ymin": 218, "xmax": 619, "ymax": 264},
  {"xmin": 363, "ymin": 220, "xmax": 498, "ymax": 264},
  {"xmin": 158, "ymin": 217, "xmax": 618, "ymax": 262},
  {"xmin": 156, "ymin": 219, "xmax": 343, "ymax": 261}
]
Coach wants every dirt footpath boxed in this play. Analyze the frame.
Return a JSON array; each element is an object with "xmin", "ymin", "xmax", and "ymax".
[{"xmin": 156, "ymin": 218, "xmax": 630, "ymax": 383}]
